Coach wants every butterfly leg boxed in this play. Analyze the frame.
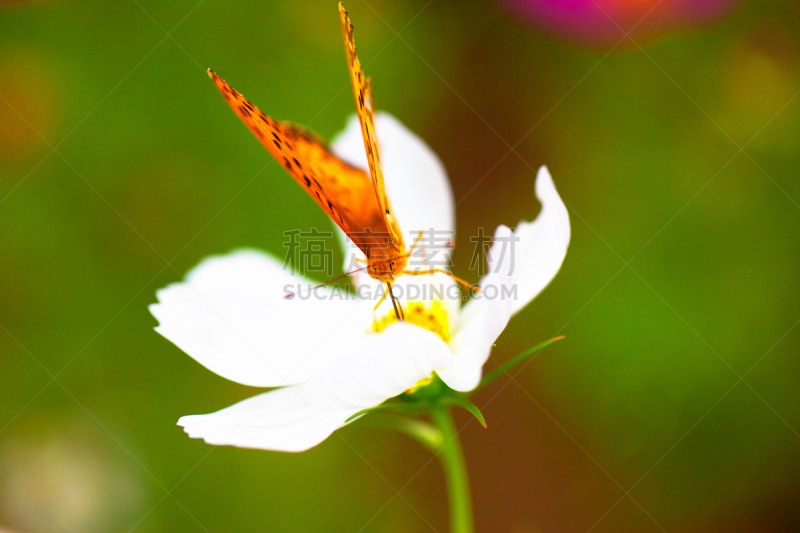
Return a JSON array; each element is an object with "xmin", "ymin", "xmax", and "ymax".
[
  {"xmin": 402, "ymin": 268, "xmax": 481, "ymax": 293},
  {"xmin": 405, "ymin": 231, "xmax": 424, "ymax": 256},
  {"xmin": 373, "ymin": 287, "xmax": 389, "ymax": 311}
]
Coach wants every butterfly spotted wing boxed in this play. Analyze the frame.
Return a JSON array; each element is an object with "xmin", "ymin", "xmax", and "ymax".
[
  {"xmin": 338, "ymin": 2, "xmax": 404, "ymax": 248},
  {"xmin": 208, "ymin": 69, "xmax": 395, "ymax": 256}
]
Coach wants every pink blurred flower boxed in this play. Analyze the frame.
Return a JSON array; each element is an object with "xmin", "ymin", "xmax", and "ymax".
[{"xmin": 502, "ymin": 0, "xmax": 739, "ymax": 44}]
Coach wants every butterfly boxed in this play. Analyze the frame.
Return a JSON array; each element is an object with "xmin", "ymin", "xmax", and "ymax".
[{"xmin": 208, "ymin": 3, "xmax": 468, "ymax": 320}]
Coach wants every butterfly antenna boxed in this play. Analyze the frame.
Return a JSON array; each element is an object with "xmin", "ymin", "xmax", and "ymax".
[
  {"xmin": 387, "ymin": 282, "xmax": 404, "ymax": 321},
  {"xmin": 284, "ymin": 265, "xmax": 369, "ymax": 300}
]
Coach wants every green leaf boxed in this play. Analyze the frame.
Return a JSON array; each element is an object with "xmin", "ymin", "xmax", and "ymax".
[
  {"xmin": 478, "ymin": 336, "xmax": 565, "ymax": 390},
  {"xmin": 444, "ymin": 396, "xmax": 487, "ymax": 428}
]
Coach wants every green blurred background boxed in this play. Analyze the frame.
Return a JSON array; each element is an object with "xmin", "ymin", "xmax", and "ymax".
[{"xmin": 1, "ymin": 0, "xmax": 799, "ymax": 531}]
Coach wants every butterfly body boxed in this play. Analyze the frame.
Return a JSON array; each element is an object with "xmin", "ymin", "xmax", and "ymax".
[{"xmin": 366, "ymin": 245, "xmax": 408, "ymax": 283}]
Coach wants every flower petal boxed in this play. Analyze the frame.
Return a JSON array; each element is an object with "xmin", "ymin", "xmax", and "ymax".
[
  {"xmin": 438, "ymin": 166, "xmax": 570, "ymax": 392},
  {"xmin": 331, "ymin": 112, "xmax": 455, "ymax": 240},
  {"xmin": 150, "ymin": 249, "xmax": 373, "ymax": 387},
  {"xmin": 437, "ymin": 249, "xmax": 511, "ymax": 392},
  {"xmin": 503, "ymin": 165, "xmax": 571, "ymax": 316},
  {"xmin": 178, "ymin": 322, "xmax": 453, "ymax": 452}
]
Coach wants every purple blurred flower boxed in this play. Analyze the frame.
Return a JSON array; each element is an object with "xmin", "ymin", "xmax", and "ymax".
[{"xmin": 503, "ymin": 0, "xmax": 739, "ymax": 44}]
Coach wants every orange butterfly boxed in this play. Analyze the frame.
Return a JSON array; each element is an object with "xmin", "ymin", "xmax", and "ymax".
[{"xmin": 208, "ymin": 3, "xmax": 468, "ymax": 320}]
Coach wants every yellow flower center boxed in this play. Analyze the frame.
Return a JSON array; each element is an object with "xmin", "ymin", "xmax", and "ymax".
[{"xmin": 372, "ymin": 300, "xmax": 451, "ymax": 344}]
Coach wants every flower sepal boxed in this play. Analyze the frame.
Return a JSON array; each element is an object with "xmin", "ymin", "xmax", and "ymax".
[
  {"xmin": 345, "ymin": 374, "xmax": 454, "ymax": 424},
  {"xmin": 440, "ymin": 396, "xmax": 487, "ymax": 429},
  {"xmin": 344, "ymin": 397, "xmax": 426, "ymax": 424},
  {"xmin": 347, "ymin": 374, "xmax": 488, "ymax": 439}
]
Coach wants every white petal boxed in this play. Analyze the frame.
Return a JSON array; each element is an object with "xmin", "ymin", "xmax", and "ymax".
[
  {"xmin": 150, "ymin": 249, "xmax": 373, "ymax": 387},
  {"xmin": 436, "ymin": 355, "xmax": 482, "ymax": 393},
  {"xmin": 178, "ymin": 323, "xmax": 452, "ymax": 452},
  {"xmin": 438, "ymin": 167, "xmax": 570, "ymax": 391},
  {"xmin": 437, "ymin": 255, "xmax": 511, "ymax": 392},
  {"xmin": 501, "ymin": 166, "xmax": 571, "ymax": 316},
  {"xmin": 331, "ymin": 112, "xmax": 455, "ymax": 239}
]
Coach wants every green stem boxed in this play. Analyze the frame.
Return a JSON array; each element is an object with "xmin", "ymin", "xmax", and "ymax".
[
  {"xmin": 355, "ymin": 413, "xmax": 442, "ymax": 453},
  {"xmin": 429, "ymin": 405, "xmax": 474, "ymax": 533}
]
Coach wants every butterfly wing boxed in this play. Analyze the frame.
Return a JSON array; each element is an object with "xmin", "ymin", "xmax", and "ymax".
[
  {"xmin": 208, "ymin": 69, "xmax": 391, "ymax": 255},
  {"xmin": 338, "ymin": 3, "xmax": 404, "ymax": 248}
]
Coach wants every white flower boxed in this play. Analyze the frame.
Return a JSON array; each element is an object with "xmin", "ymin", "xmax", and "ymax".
[{"xmin": 149, "ymin": 113, "xmax": 570, "ymax": 452}]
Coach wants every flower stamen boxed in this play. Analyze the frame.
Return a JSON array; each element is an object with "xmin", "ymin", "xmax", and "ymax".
[{"xmin": 372, "ymin": 301, "xmax": 451, "ymax": 344}]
